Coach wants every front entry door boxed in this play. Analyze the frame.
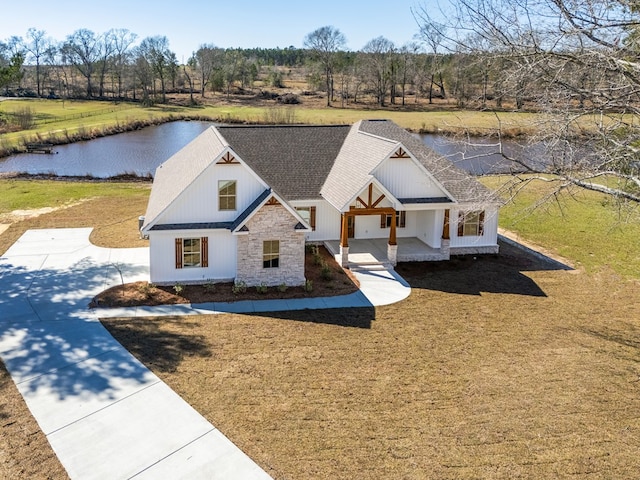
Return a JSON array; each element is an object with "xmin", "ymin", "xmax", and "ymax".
[{"xmin": 347, "ymin": 216, "xmax": 355, "ymax": 238}]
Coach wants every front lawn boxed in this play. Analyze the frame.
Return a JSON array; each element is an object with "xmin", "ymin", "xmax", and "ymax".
[{"xmin": 102, "ymin": 241, "xmax": 640, "ymax": 479}]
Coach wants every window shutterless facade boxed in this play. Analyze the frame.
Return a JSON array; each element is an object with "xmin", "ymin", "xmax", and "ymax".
[
  {"xmin": 218, "ymin": 180, "xmax": 236, "ymax": 210},
  {"xmin": 295, "ymin": 206, "xmax": 316, "ymax": 230},
  {"xmin": 263, "ymin": 240, "xmax": 280, "ymax": 268}
]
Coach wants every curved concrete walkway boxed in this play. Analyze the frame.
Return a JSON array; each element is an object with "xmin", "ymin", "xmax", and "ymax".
[{"xmin": 0, "ymin": 228, "xmax": 410, "ymax": 479}]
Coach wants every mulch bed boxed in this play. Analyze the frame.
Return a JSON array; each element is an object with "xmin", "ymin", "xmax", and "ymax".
[{"xmin": 90, "ymin": 245, "xmax": 359, "ymax": 308}]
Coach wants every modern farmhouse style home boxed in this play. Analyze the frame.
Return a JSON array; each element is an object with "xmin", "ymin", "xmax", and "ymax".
[{"xmin": 141, "ymin": 120, "xmax": 501, "ymax": 286}]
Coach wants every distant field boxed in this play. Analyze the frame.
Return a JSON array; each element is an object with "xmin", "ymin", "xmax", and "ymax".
[{"xmin": 0, "ymin": 98, "xmax": 542, "ymax": 154}]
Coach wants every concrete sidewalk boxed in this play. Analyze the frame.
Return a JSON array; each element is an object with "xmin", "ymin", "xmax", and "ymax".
[{"xmin": 0, "ymin": 228, "xmax": 410, "ymax": 479}]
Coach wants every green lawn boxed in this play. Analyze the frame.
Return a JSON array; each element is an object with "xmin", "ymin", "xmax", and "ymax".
[
  {"xmin": 481, "ymin": 175, "xmax": 640, "ymax": 278},
  {"xmin": 0, "ymin": 179, "xmax": 149, "ymax": 214}
]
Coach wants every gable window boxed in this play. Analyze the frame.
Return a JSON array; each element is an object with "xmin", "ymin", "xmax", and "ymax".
[
  {"xmin": 218, "ymin": 180, "xmax": 236, "ymax": 210},
  {"xmin": 175, "ymin": 237, "xmax": 209, "ymax": 269},
  {"xmin": 295, "ymin": 206, "xmax": 316, "ymax": 231},
  {"xmin": 458, "ymin": 211, "xmax": 485, "ymax": 236},
  {"xmin": 380, "ymin": 211, "xmax": 406, "ymax": 228},
  {"xmin": 263, "ymin": 240, "xmax": 280, "ymax": 268}
]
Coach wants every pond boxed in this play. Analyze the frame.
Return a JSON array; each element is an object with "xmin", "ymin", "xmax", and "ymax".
[{"xmin": 0, "ymin": 121, "xmax": 540, "ymax": 177}]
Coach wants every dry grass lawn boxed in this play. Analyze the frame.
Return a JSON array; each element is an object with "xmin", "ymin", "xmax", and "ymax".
[
  {"xmin": 2, "ymin": 180, "xmax": 639, "ymax": 478},
  {"xmin": 102, "ymin": 244, "xmax": 640, "ymax": 479}
]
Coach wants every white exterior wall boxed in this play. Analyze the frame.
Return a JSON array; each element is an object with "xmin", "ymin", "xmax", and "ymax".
[
  {"xmin": 289, "ymin": 199, "xmax": 341, "ymax": 242},
  {"xmin": 148, "ymin": 229, "xmax": 237, "ymax": 285},
  {"xmin": 353, "ymin": 211, "xmax": 418, "ymax": 239},
  {"xmin": 450, "ymin": 206, "xmax": 499, "ymax": 248},
  {"xmin": 374, "ymin": 157, "xmax": 447, "ymax": 198},
  {"xmin": 414, "ymin": 210, "xmax": 444, "ymax": 248},
  {"xmin": 155, "ymin": 163, "xmax": 265, "ymax": 225}
]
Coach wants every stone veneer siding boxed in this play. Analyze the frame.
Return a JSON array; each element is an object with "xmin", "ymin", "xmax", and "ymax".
[{"xmin": 235, "ymin": 204, "xmax": 306, "ymax": 287}]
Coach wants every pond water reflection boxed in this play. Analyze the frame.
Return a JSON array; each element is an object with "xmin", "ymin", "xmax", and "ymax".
[{"xmin": 0, "ymin": 121, "xmax": 540, "ymax": 177}]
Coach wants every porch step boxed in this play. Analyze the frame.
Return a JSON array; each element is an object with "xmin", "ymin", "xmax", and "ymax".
[{"xmin": 348, "ymin": 262, "xmax": 394, "ymax": 272}]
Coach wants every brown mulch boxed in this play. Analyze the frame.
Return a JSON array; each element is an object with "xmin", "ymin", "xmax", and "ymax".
[{"xmin": 90, "ymin": 246, "xmax": 359, "ymax": 308}]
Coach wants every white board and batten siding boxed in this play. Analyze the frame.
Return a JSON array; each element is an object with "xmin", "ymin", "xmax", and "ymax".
[
  {"xmin": 155, "ymin": 162, "xmax": 266, "ymax": 225},
  {"xmin": 289, "ymin": 199, "xmax": 342, "ymax": 242},
  {"xmin": 374, "ymin": 157, "xmax": 448, "ymax": 199},
  {"xmin": 148, "ymin": 229, "xmax": 237, "ymax": 284},
  {"xmin": 450, "ymin": 206, "xmax": 499, "ymax": 247}
]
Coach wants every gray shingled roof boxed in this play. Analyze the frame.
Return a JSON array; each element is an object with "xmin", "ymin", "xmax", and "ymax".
[
  {"xmin": 216, "ymin": 124, "xmax": 351, "ymax": 201},
  {"xmin": 143, "ymin": 120, "xmax": 499, "ymax": 231}
]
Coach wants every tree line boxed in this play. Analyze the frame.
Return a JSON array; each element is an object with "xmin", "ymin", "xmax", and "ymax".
[{"xmin": 0, "ymin": 25, "xmax": 561, "ymax": 110}]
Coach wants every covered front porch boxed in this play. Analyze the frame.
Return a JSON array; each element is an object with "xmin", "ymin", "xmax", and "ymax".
[{"xmin": 324, "ymin": 237, "xmax": 449, "ymax": 268}]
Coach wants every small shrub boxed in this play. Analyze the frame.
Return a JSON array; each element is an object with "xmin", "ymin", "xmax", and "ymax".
[
  {"xmin": 277, "ymin": 283, "xmax": 288, "ymax": 293},
  {"xmin": 256, "ymin": 283, "xmax": 268, "ymax": 294},
  {"xmin": 203, "ymin": 279, "xmax": 216, "ymax": 292},
  {"xmin": 304, "ymin": 279, "xmax": 313, "ymax": 292},
  {"xmin": 232, "ymin": 281, "xmax": 247, "ymax": 295},
  {"xmin": 139, "ymin": 282, "xmax": 155, "ymax": 299},
  {"xmin": 320, "ymin": 262, "xmax": 333, "ymax": 281},
  {"xmin": 173, "ymin": 282, "xmax": 184, "ymax": 294}
]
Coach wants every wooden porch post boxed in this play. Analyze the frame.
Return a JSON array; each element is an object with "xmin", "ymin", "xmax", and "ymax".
[
  {"xmin": 389, "ymin": 210, "xmax": 397, "ymax": 246},
  {"xmin": 340, "ymin": 213, "xmax": 349, "ymax": 248},
  {"xmin": 443, "ymin": 209, "xmax": 450, "ymax": 240}
]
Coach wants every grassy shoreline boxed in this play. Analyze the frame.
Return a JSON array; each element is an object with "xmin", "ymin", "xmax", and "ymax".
[{"xmin": 0, "ymin": 98, "xmax": 544, "ymax": 158}]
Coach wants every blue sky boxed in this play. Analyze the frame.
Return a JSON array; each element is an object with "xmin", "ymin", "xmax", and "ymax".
[{"xmin": 1, "ymin": 0, "xmax": 434, "ymax": 62}]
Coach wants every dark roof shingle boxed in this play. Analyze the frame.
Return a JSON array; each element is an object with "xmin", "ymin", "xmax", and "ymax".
[{"xmin": 217, "ymin": 124, "xmax": 351, "ymax": 200}]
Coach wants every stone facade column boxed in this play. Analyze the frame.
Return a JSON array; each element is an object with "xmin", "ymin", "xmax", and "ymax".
[
  {"xmin": 340, "ymin": 245, "xmax": 349, "ymax": 267},
  {"xmin": 440, "ymin": 238, "xmax": 450, "ymax": 260},
  {"xmin": 387, "ymin": 243, "xmax": 398, "ymax": 266}
]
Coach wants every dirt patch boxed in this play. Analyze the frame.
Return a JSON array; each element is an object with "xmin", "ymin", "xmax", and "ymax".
[
  {"xmin": 90, "ymin": 246, "xmax": 359, "ymax": 308},
  {"xmin": 0, "ymin": 362, "xmax": 69, "ymax": 480},
  {"xmin": 0, "ymin": 199, "xmax": 91, "ymax": 227}
]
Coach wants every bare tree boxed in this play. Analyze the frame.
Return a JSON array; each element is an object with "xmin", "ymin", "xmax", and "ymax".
[
  {"xmin": 138, "ymin": 36, "xmax": 173, "ymax": 103},
  {"xmin": 362, "ymin": 36, "xmax": 396, "ymax": 107},
  {"xmin": 414, "ymin": 0, "xmax": 640, "ymax": 203},
  {"xmin": 304, "ymin": 26, "xmax": 347, "ymax": 106},
  {"xmin": 110, "ymin": 28, "xmax": 137, "ymax": 99},
  {"xmin": 62, "ymin": 29, "xmax": 100, "ymax": 97},
  {"xmin": 191, "ymin": 44, "xmax": 220, "ymax": 97},
  {"xmin": 24, "ymin": 29, "xmax": 52, "ymax": 97}
]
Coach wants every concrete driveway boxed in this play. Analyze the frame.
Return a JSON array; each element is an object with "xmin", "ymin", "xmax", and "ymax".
[
  {"xmin": 0, "ymin": 228, "xmax": 271, "ymax": 479},
  {"xmin": 0, "ymin": 228, "xmax": 410, "ymax": 479}
]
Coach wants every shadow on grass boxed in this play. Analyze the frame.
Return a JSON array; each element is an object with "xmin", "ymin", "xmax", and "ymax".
[
  {"xmin": 397, "ymin": 248, "xmax": 553, "ymax": 297},
  {"xmin": 244, "ymin": 307, "xmax": 376, "ymax": 329},
  {"xmin": 101, "ymin": 318, "xmax": 212, "ymax": 373}
]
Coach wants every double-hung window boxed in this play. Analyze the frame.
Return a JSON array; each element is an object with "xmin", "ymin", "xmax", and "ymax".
[
  {"xmin": 263, "ymin": 240, "xmax": 280, "ymax": 268},
  {"xmin": 219, "ymin": 180, "xmax": 236, "ymax": 210},
  {"xmin": 175, "ymin": 237, "xmax": 209, "ymax": 269},
  {"xmin": 458, "ymin": 211, "xmax": 485, "ymax": 236}
]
